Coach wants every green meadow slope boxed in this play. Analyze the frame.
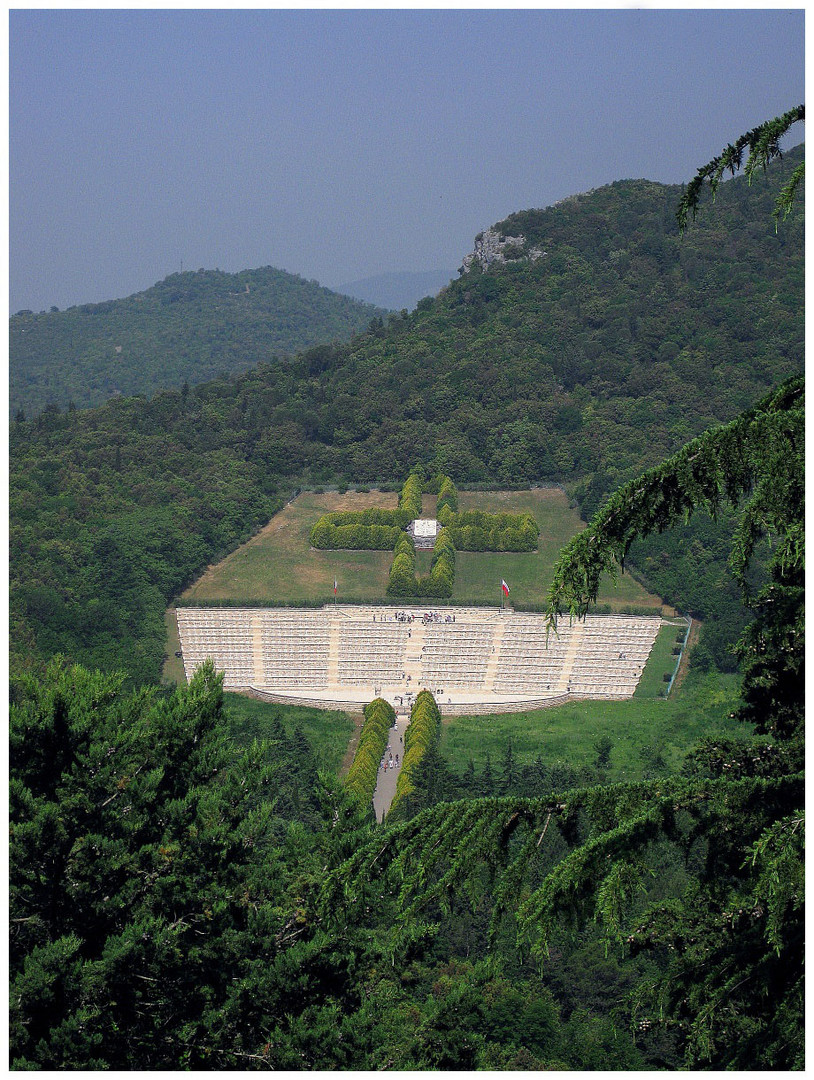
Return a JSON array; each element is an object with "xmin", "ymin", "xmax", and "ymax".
[{"xmin": 176, "ymin": 487, "xmax": 663, "ymax": 611}]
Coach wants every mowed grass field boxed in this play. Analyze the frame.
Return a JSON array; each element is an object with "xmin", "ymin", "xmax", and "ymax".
[
  {"xmin": 635, "ymin": 622, "xmax": 687, "ymax": 698},
  {"xmin": 178, "ymin": 486, "xmax": 665, "ymax": 611},
  {"xmin": 453, "ymin": 489, "xmax": 662, "ymax": 609},
  {"xmin": 440, "ymin": 670, "xmax": 745, "ymax": 783},
  {"xmin": 182, "ymin": 490, "xmax": 399, "ymax": 606}
]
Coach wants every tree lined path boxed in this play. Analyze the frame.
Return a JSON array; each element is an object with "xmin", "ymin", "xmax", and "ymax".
[{"xmin": 373, "ymin": 714, "xmax": 409, "ymax": 822}]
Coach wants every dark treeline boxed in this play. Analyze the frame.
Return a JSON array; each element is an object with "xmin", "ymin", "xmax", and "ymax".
[
  {"xmin": 9, "ymin": 148, "xmax": 803, "ymax": 685},
  {"xmin": 9, "ymin": 660, "xmax": 674, "ymax": 1069}
]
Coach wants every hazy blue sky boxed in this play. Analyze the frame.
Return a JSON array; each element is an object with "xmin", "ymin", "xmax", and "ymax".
[{"xmin": 10, "ymin": 8, "xmax": 805, "ymax": 313}]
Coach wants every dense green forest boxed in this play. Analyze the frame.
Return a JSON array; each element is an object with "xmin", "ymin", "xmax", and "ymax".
[
  {"xmin": 9, "ymin": 661, "xmax": 669, "ymax": 1069},
  {"xmin": 10, "ymin": 265, "xmax": 384, "ymax": 417},
  {"xmin": 11, "ymin": 376, "xmax": 803, "ymax": 1067},
  {"xmin": 9, "ymin": 114, "xmax": 805, "ymax": 1069},
  {"xmin": 9, "ymin": 147, "xmax": 803, "ymax": 685}
]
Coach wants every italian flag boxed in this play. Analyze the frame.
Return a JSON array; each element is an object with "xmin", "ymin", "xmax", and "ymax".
[
  {"xmin": 334, "ymin": 579, "xmax": 338, "ymax": 595},
  {"xmin": 501, "ymin": 579, "xmax": 510, "ymax": 597}
]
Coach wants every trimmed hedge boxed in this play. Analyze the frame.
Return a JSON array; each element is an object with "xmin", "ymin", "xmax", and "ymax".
[
  {"xmin": 438, "ymin": 508, "xmax": 539, "ymax": 552},
  {"xmin": 310, "ymin": 521, "xmax": 402, "ymax": 549},
  {"xmin": 386, "ymin": 526, "xmax": 455, "ymax": 598},
  {"xmin": 398, "ymin": 472, "xmax": 424, "ymax": 520},
  {"xmin": 387, "ymin": 547, "xmax": 418, "ymax": 597},
  {"xmin": 436, "ymin": 475, "xmax": 459, "ymax": 515},
  {"xmin": 309, "ymin": 470, "xmax": 457, "ymax": 548},
  {"xmin": 387, "ymin": 690, "xmax": 441, "ymax": 821},
  {"xmin": 308, "ymin": 471, "xmax": 535, "ymax": 598},
  {"xmin": 344, "ymin": 697, "xmax": 395, "ymax": 810},
  {"xmin": 425, "ymin": 526, "xmax": 454, "ymax": 596},
  {"xmin": 315, "ymin": 508, "xmax": 408, "ymax": 527}
]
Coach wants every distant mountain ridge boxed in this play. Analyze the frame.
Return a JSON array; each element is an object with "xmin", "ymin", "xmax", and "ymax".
[
  {"xmin": 10, "ymin": 265, "xmax": 386, "ymax": 416},
  {"xmin": 333, "ymin": 269, "xmax": 454, "ymax": 311}
]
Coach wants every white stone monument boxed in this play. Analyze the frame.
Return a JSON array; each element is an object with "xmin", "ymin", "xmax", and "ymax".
[
  {"xmin": 413, "ymin": 518, "xmax": 438, "ymax": 539},
  {"xmin": 410, "ymin": 518, "xmax": 438, "ymax": 549}
]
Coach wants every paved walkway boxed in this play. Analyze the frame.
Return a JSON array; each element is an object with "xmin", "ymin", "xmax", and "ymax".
[{"xmin": 372, "ymin": 714, "xmax": 409, "ymax": 823}]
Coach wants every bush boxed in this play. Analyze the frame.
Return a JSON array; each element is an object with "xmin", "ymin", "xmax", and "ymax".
[
  {"xmin": 399, "ymin": 473, "xmax": 424, "ymax": 520},
  {"xmin": 344, "ymin": 697, "xmax": 395, "ymax": 810},
  {"xmin": 394, "ymin": 532, "xmax": 416, "ymax": 559},
  {"xmin": 388, "ymin": 691, "xmax": 441, "ymax": 821},
  {"xmin": 386, "ymin": 544, "xmax": 418, "ymax": 597},
  {"xmin": 436, "ymin": 476, "xmax": 459, "ymax": 516},
  {"xmin": 309, "ymin": 520, "xmax": 333, "ymax": 548},
  {"xmin": 310, "ymin": 520, "xmax": 402, "ymax": 550},
  {"xmin": 446, "ymin": 509, "xmax": 540, "ymax": 551}
]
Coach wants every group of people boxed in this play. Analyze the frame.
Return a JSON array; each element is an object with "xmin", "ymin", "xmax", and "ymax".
[
  {"xmin": 381, "ymin": 727, "xmax": 403, "ymax": 770},
  {"xmin": 371, "ymin": 610, "xmax": 457, "ymax": 625},
  {"xmin": 373, "ymin": 611, "xmax": 414, "ymax": 623},
  {"xmin": 381, "ymin": 748, "xmax": 400, "ymax": 771}
]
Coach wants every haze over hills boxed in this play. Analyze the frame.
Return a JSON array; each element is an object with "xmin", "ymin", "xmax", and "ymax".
[
  {"xmin": 333, "ymin": 269, "xmax": 456, "ymax": 312},
  {"xmin": 10, "ymin": 265, "xmax": 386, "ymax": 417},
  {"xmin": 10, "ymin": 145, "xmax": 803, "ymax": 686}
]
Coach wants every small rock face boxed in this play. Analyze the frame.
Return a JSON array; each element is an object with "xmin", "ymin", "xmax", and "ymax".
[{"xmin": 461, "ymin": 227, "xmax": 545, "ymax": 273}]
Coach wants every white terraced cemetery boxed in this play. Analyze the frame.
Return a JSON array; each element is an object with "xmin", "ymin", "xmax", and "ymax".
[{"xmin": 176, "ymin": 606, "xmax": 665, "ymax": 715}]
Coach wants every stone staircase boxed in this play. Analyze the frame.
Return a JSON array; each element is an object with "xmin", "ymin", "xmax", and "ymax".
[{"xmin": 482, "ymin": 616, "xmax": 509, "ymax": 693}]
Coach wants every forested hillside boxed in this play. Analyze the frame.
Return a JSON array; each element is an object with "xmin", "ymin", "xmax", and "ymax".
[
  {"xmin": 10, "ymin": 265, "xmax": 384, "ymax": 416},
  {"xmin": 10, "ymin": 110, "xmax": 805, "ymax": 1070},
  {"xmin": 9, "ymin": 147, "xmax": 803, "ymax": 684}
]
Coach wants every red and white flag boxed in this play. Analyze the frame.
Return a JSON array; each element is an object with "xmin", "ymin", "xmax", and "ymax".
[
  {"xmin": 501, "ymin": 579, "xmax": 510, "ymax": 597},
  {"xmin": 334, "ymin": 579, "xmax": 338, "ymax": 595}
]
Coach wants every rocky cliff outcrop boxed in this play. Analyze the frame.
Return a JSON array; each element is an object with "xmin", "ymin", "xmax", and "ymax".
[{"xmin": 461, "ymin": 227, "xmax": 545, "ymax": 273}]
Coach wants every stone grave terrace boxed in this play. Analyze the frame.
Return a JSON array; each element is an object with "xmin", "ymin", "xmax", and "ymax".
[{"xmin": 176, "ymin": 605, "xmax": 666, "ymax": 715}]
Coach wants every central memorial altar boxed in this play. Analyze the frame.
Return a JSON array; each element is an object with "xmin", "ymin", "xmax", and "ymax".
[{"xmin": 409, "ymin": 518, "xmax": 438, "ymax": 549}]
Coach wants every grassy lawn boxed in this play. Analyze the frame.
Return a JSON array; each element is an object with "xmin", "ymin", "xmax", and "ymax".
[
  {"xmin": 454, "ymin": 489, "xmax": 663, "ymax": 610},
  {"xmin": 223, "ymin": 692, "xmax": 355, "ymax": 776},
  {"xmin": 162, "ymin": 609, "xmax": 185, "ymax": 685},
  {"xmin": 440, "ymin": 670, "xmax": 744, "ymax": 783},
  {"xmin": 182, "ymin": 490, "xmax": 398, "ymax": 605},
  {"xmin": 635, "ymin": 622, "xmax": 687, "ymax": 698},
  {"xmin": 178, "ymin": 486, "xmax": 664, "ymax": 612}
]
